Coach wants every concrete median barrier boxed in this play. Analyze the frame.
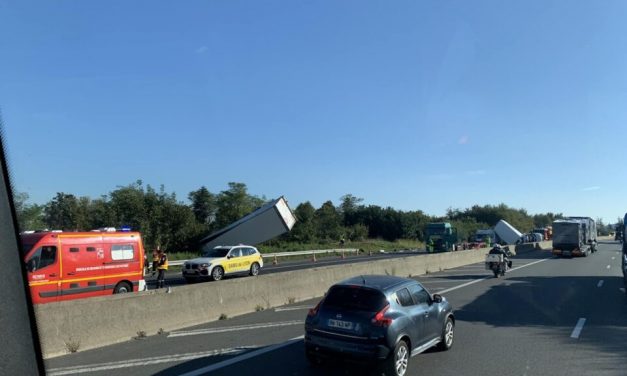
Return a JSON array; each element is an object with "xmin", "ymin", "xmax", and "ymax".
[
  {"xmin": 35, "ymin": 248, "xmax": 491, "ymax": 358},
  {"xmin": 513, "ymin": 241, "xmax": 552, "ymax": 255}
]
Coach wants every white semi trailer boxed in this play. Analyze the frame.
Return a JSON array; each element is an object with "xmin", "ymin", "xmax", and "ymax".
[
  {"xmin": 200, "ymin": 196, "xmax": 297, "ymax": 252},
  {"xmin": 494, "ymin": 219, "xmax": 522, "ymax": 245}
]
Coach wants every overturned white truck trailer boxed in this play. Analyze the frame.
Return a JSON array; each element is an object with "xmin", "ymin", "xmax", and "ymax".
[
  {"xmin": 200, "ymin": 196, "xmax": 297, "ymax": 251},
  {"xmin": 494, "ymin": 219, "xmax": 522, "ymax": 245}
]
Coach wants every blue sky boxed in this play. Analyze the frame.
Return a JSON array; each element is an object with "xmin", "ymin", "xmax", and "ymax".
[{"xmin": 1, "ymin": 0, "xmax": 626, "ymax": 222}]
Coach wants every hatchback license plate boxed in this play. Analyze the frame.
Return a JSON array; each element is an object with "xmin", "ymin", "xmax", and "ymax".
[{"xmin": 328, "ymin": 319, "xmax": 354, "ymax": 330}]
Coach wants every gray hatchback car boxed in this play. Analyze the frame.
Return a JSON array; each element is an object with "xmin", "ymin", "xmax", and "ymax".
[{"xmin": 304, "ymin": 275, "xmax": 454, "ymax": 376}]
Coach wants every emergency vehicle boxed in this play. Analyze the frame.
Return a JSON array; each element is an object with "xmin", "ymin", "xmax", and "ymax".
[{"xmin": 21, "ymin": 230, "xmax": 146, "ymax": 304}]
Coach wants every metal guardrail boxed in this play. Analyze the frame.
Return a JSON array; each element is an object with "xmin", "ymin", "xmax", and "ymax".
[{"xmin": 169, "ymin": 248, "xmax": 361, "ymax": 266}]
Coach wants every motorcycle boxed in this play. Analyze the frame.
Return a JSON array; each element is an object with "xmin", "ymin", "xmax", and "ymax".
[{"xmin": 485, "ymin": 253, "xmax": 511, "ymax": 278}]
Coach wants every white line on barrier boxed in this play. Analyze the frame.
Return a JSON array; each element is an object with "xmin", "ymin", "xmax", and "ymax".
[
  {"xmin": 570, "ymin": 318, "xmax": 586, "ymax": 339},
  {"xmin": 46, "ymin": 347, "xmax": 255, "ymax": 375},
  {"xmin": 168, "ymin": 320, "xmax": 304, "ymax": 338},
  {"xmin": 597, "ymin": 280, "xmax": 604, "ymax": 288},
  {"xmin": 180, "ymin": 336, "xmax": 304, "ymax": 376},
  {"xmin": 274, "ymin": 306, "xmax": 311, "ymax": 312}
]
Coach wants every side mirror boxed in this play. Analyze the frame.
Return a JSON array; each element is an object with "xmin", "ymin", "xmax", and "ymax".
[
  {"xmin": 26, "ymin": 259, "xmax": 36, "ymax": 272},
  {"xmin": 432, "ymin": 294, "xmax": 443, "ymax": 304},
  {"xmin": 227, "ymin": 255, "xmax": 232, "ymax": 259}
]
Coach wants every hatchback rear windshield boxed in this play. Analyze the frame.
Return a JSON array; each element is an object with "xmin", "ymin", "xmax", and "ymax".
[{"xmin": 323, "ymin": 286, "xmax": 387, "ymax": 312}]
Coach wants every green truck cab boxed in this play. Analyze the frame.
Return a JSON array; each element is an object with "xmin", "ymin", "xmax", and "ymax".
[{"xmin": 425, "ymin": 222, "xmax": 458, "ymax": 252}]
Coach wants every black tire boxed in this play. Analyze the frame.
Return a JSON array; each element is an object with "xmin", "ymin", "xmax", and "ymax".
[
  {"xmin": 211, "ymin": 266, "xmax": 224, "ymax": 281},
  {"xmin": 113, "ymin": 281, "xmax": 132, "ymax": 294},
  {"xmin": 381, "ymin": 340, "xmax": 409, "ymax": 376},
  {"xmin": 249, "ymin": 262, "xmax": 260, "ymax": 276},
  {"xmin": 437, "ymin": 317, "xmax": 455, "ymax": 351}
]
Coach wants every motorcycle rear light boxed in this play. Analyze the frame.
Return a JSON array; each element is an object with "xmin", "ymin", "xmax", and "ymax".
[
  {"xmin": 372, "ymin": 304, "xmax": 392, "ymax": 327},
  {"xmin": 308, "ymin": 300, "xmax": 322, "ymax": 317}
]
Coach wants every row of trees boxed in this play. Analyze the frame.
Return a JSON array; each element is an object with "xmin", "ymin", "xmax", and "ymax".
[
  {"xmin": 15, "ymin": 181, "xmax": 265, "ymax": 252},
  {"xmin": 285, "ymin": 197, "xmax": 565, "ymax": 244},
  {"xmin": 15, "ymin": 182, "xmax": 575, "ymax": 253}
]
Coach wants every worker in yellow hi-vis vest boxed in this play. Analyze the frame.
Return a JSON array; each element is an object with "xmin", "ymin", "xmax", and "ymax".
[{"xmin": 156, "ymin": 249, "xmax": 168, "ymax": 289}]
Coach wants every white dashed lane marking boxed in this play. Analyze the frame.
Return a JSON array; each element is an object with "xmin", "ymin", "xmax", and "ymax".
[{"xmin": 570, "ymin": 318, "xmax": 587, "ymax": 339}]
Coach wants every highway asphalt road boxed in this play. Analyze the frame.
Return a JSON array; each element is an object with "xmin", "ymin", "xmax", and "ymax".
[
  {"xmin": 145, "ymin": 250, "xmax": 429, "ymax": 288},
  {"xmin": 46, "ymin": 241, "xmax": 627, "ymax": 376}
]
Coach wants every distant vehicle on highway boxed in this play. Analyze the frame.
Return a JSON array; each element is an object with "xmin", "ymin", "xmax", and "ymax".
[
  {"xmin": 305, "ymin": 275, "xmax": 454, "ymax": 376},
  {"xmin": 21, "ymin": 230, "xmax": 147, "ymax": 304},
  {"xmin": 552, "ymin": 217, "xmax": 597, "ymax": 257},
  {"xmin": 182, "ymin": 245, "xmax": 263, "ymax": 282},
  {"xmin": 425, "ymin": 222, "xmax": 458, "ymax": 252}
]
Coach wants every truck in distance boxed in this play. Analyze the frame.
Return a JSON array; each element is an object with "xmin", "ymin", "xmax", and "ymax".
[
  {"xmin": 425, "ymin": 223, "xmax": 458, "ymax": 252},
  {"xmin": 552, "ymin": 217, "xmax": 597, "ymax": 257},
  {"xmin": 494, "ymin": 220, "xmax": 522, "ymax": 245}
]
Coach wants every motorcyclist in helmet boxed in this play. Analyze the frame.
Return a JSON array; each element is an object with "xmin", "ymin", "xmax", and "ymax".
[{"xmin": 489, "ymin": 244, "xmax": 512, "ymax": 269}]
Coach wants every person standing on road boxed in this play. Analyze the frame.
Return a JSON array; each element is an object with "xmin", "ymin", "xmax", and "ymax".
[
  {"xmin": 152, "ymin": 248, "xmax": 160, "ymax": 276},
  {"xmin": 156, "ymin": 249, "xmax": 168, "ymax": 289}
]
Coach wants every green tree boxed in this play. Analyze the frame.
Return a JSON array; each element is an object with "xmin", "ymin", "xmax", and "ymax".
[
  {"xmin": 188, "ymin": 186, "xmax": 216, "ymax": 226},
  {"xmin": 215, "ymin": 182, "xmax": 264, "ymax": 228},
  {"xmin": 288, "ymin": 202, "xmax": 316, "ymax": 242},
  {"xmin": 44, "ymin": 192, "xmax": 81, "ymax": 230},
  {"xmin": 314, "ymin": 201, "xmax": 343, "ymax": 241},
  {"xmin": 13, "ymin": 192, "xmax": 45, "ymax": 231}
]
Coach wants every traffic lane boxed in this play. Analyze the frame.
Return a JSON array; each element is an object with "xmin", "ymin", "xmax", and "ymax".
[
  {"xmin": 46, "ymin": 250, "xmax": 498, "ymax": 375},
  {"xmin": 169, "ymin": 248, "xmax": 626, "ymax": 376},
  {"xmin": 563, "ymin": 242, "xmax": 627, "ymax": 374},
  {"xmin": 45, "ymin": 252, "xmax": 555, "ymax": 376},
  {"xmin": 150, "ymin": 255, "xmax": 556, "ymax": 376},
  {"xmin": 147, "ymin": 250, "xmax": 431, "ymax": 287},
  {"xmin": 45, "ymin": 299, "xmax": 320, "ymax": 375},
  {"xmin": 165, "ymin": 254, "xmax": 555, "ymax": 376}
]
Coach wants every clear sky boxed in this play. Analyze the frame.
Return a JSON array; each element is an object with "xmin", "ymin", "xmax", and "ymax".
[{"xmin": 1, "ymin": 0, "xmax": 626, "ymax": 223}]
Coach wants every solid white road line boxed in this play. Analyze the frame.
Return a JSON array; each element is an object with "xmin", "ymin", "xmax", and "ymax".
[
  {"xmin": 168, "ymin": 320, "xmax": 304, "ymax": 338},
  {"xmin": 570, "ymin": 318, "xmax": 587, "ymax": 339},
  {"xmin": 274, "ymin": 306, "xmax": 311, "ymax": 312},
  {"xmin": 612, "ymin": 256, "xmax": 616, "ymax": 260},
  {"xmin": 597, "ymin": 280, "xmax": 604, "ymax": 288},
  {"xmin": 46, "ymin": 347, "xmax": 254, "ymax": 376},
  {"xmin": 607, "ymin": 265, "xmax": 611, "ymax": 269},
  {"xmin": 438, "ymin": 258, "xmax": 550, "ymax": 294},
  {"xmin": 180, "ymin": 336, "xmax": 304, "ymax": 376}
]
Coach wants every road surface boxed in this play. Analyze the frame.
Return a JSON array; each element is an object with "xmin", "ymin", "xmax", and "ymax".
[{"xmin": 46, "ymin": 241, "xmax": 626, "ymax": 376}]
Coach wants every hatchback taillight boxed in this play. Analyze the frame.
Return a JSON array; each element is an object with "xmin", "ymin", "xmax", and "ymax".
[
  {"xmin": 308, "ymin": 299, "xmax": 323, "ymax": 317},
  {"xmin": 371, "ymin": 304, "xmax": 392, "ymax": 327}
]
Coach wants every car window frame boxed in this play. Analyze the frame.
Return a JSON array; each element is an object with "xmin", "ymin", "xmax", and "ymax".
[
  {"xmin": 407, "ymin": 283, "xmax": 430, "ymax": 305},
  {"xmin": 228, "ymin": 247, "xmax": 242, "ymax": 258},
  {"xmin": 395, "ymin": 287, "xmax": 414, "ymax": 307}
]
